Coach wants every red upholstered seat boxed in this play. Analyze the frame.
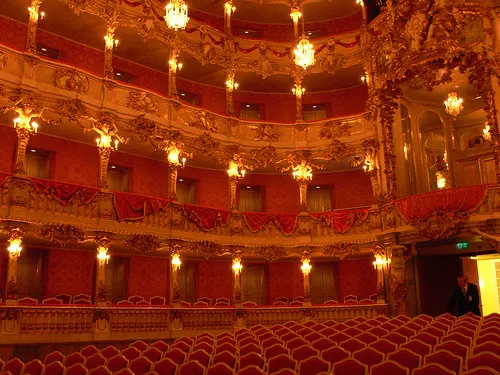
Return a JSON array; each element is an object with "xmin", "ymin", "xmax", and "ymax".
[
  {"xmin": 212, "ymin": 351, "xmax": 237, "ymax": 369},
  {"xmin": 466, "ymin": 352, "xmax": 500, "ymax": 372},
  {"xmin": 239, "ymin": 353, "xmax": 265, "ymax": 370},
  {"xmin": 55, "ymin": 293, "xmax": 72, "ymax": 304},
  {"xmin": 383, "ymin": 332, "xmax": 408, "ymax": 346},
  {"xmin": 297, "ymin": 356, "xmax": 330, "ymax": 375},
  {"xmin": 113, "ymin": 370, "xmax": 133, "ymax": 375},
  {"xmin": 311, "ymin": 338, "xmax": 336, "ymax": 352},
  {"xmin": 44, "ymin": 362, "xmax": 65, "ymax": 375},
  {"xmin": 153, "ymin": 358, "xmax": 178, "ymax": 375},
  {"xmin": 331, "ymin": 358, "xmax": 367, "ymax": 375},
  {"xmin": 473, "ymin": 341, "xmax": 500, "ymax": 356},
  {"xmin": 412, "ymin": 332, "xmax": 439, "ymax": 348},
  {"xmin": 463, "ymin": 366, "xmax": 500, "ymax": 375},
  {"xmin": 84, "ymin": 354, "xmax": 106, "ymax": 371},
  {"xmin": 286, "ymin": 338, "xmax": 309, "ymax": 352},
  {"xmin": 340, "ymin": 338, "xmax": 366, "ymax": 354},
  {"xmin": 239, "ymin": 337, "xmax": 259, "ymax": 347},
  {"xmin": 129, "ymin": 340, "xmax": 149, "ymax": 352},
  {"xmin": 106, "ymin": 355, "xmax": 128, "ymax": 373},
  {"xmin": 400, "ymin": 339, "xmax": 432, "ymax": 357},
  {"xmin": 442, "ymin": 332, "xmax": 472, "ymax": 347},
  {"xmin": 100, "ymin": 346, "xmax": 119, "ymax": 360},
  {"xmin": 424, "ymin": 349, "xmax": 462, "ymax": 374},
  {"xmin": 281, "ymin": 333, "xmax": 300, "ymax": 343},
  {"xmin": 239, "ymin": 343, "xmax": 262, "ymax": 356},
  {"xmin": 369, "ymin": 339, "xmax": 398, "ymax": 356},
  {"xmin": 370, "ymin": 360, "xmax": 409, "ymax": 375},
  {"xmin": 329, "ymin": 332, "xmax": 350, "ymax": 345},
  {"xmin": 367, "ymin": 327, "xmax": 389, "ymax": 339},
  {"xmin": 413, "ymin": 363, "xmax": 456, "ymax": 375},
  {"xmin": 129, "ymin": 357, "xmax": 153, "ymax": 375},
  {"xmin": 128, "ymin": 295, "xmax": 145, "ymax": 304},
  {"xmin": 266, "ymin": 354, "xmax": 297, "ymax": 374},
  {"xmin": 178, "ymin": 360, "xmax": 205, "ymax": 375},
  {"xmin": 344, "ymin": 327, "xmax": 363, "ymax": 337},
  {"xmin": 64, "ymin": 363, "xmax": 88, "ymax": 375},
  {"xmin": 64, "ymin": 353, "xmax": 85, "ymax": 368},
  {"xmin": 188, "ymin": 349, "xmax": 211, "ymax": 368},
  {"xmin": 435, "ymin": 340, "xmax": 469, "ymax": 362},
  {"xmin": 80, "ymin": 346, "xmax": 99, "ymax": 358},
  {"xmin": 352, "ymin": 347, "xmax": 384, "ymax": 370},
  {"xmin": 21, "ymin": 360, "xmax": 43, "ymax": 375},
  {"xmin": 142, "ymin": 348, "xmax": 163, "ymax": 363},
  {"xmin": 261, "ymin": 337, "xmax": 283, "ymax": 349},
  {"xmin": 387, "ymin": 348, "xmax": 422, "ymax": 374},
  {"xmin": 235, "ymin": 365, "xmax": 266, "ymax": 375},
  {"xmin": 218, "ymin": 336, "xmax": 237, "ymax": 346},
  {"xmin": 171, "ymin": 341, "xmax": 191, "ymax": 355},
  {"xmin": 320, "ymin": 346, "xmax": 350, "ymax": 366},
  {"xmin": 163, "ymin": 349, "xmax": 186, "ymax": 366},
  {"xmin": 291, "ymin": 345, "xmax": 319, "ymax": 363},
  {"xmin": 45, "ymin": 352, "xmax": 65, "ymax": 365},
  {"xmin": 215, "ymin": 343, "xmax": 237, "ymax": 355},
  {"xmin": 355, "ymin": 332, "xmax": 378, "ymax": 345},
  {"xmin": 207, "ymin": 363, "xmax": 233, "ymax": 375}
]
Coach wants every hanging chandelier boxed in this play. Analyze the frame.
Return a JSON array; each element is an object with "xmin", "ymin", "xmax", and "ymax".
[
  {"xmin": 164, "ymin": 0, "xmax": 189, "ymax": 30},
  {"xmin": 444, "ymin": 92, "xmax": 463, "ymax": 117},
  {"xmin": 294, "ymin": 6, "xmax": 314, "ymax": 69}
]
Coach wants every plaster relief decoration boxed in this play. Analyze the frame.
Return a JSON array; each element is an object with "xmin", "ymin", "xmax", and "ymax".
[
  {"xmin": 190, "ymin": 241, "xmax": 224, "ymax": 259},
  {"xmin": 128, "ymin": 91, "xmax": 159, "ymax": 115},
  {"xmin": 319, "ymin": 120, "xmax": 351, "ymax": 139},
  {"xmin": 125, "ymin": 234, "xmax": 161, "ymax": 255},
  {"xmin": 395, "ymin": 185, "xmax": 488, "ymax": 239},
  {"xmin": 0, "ymin": 52, "xmax": 7, "ymax": 69},
  {"xmin": 56, "ymin": 99, "xmax": 89, "ymax": 123},
  {"xmin": 319, "ymin": 40, "xmax": 347, "ymax": 75},
  {"xmin": 253, "ymin": 245, "xmax": 287, "ymax": 261},
  {"xmin": 247, "ymin": 145, "xmax": 277, "ymax": 168},
  {"xmin": 190, "ymin": 110, "xmax": 218, "ymax": 132},
  {"xmin": 252, "ymin": 124, "xmax": 279, "ymax": 142},
  {"xmin": 53, "ymin": 68, "xmax": 90, "ymax": 94},
  {"xmin": 322, "ymin": 242, "xmax": 360, "ymax": 259},
  {"xmin": 190, "ymin": 132, "xmax": 220, "ymax": 155},
  {"xmin": 328, "ymin": 139, "xmax": 354, "ymax": 161},
  {"xmin": 36, "ymin": 225, "xmax": 86, "ymax": 247},
  {"xmin": 128, "ymin": 115, "xmax": 158, "ymax": 141}
]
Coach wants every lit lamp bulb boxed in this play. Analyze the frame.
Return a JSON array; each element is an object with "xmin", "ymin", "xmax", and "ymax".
[
  {"xmin": 167, "ymin": 147, "xmax": 180, "ymax": 165},
  {"xmin": 483, "ymin": 123, "xmax": 491, "ymax": 142},
  {"xmin": 224, "ymin": 1, "xmax": 236, "ymax": 15},
  {"xmin": 301, "ymin": 259, "xmax": 312, "ymax": 275},
  {"xmin": 7, "ymin": 238, "xmax": 22, "ymax": 258},
  {"xmin": 172, "ymin": 253, "xmax": 182, "ymax": 270},
  {"xmin": 373, "ymin": 255, "xmax": 390, "ymax": 270},
  {"xmin": 232, "ymin": 259, "xmax": 243, "ymax": 275},
  {"xmin": 97, "ymin": 246, "xmax": 110, "ymax": 264}
]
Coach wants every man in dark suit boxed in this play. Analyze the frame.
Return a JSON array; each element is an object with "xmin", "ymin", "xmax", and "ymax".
[{"xmin": 448, "ymin": 275, "xmax": 481, "ymax": 316}]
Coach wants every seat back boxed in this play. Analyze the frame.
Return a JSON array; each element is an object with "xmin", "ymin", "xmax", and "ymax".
[
  {"xmin": 352, "ymin": 347, "xmax": 384, "ymax": 370},
  {"xmin": 163, "ymin": 349, "xmax": 186, "ymax": 366},
  {"xmin": 331, "ymin": 358, "xmax": 367, "ymax": 375},
  {"xmin": 311, "ymin": 338, "xmax": 335, "ymax": 352},
  {"xmin": 466, "ymin": 352, "xmax": 500, "ymax": 372},
  {"xmin": 266, "ymin": 354, "xmax": 297, "ymax": 375},
  {"xmin": 64, "ymin": 363, "xmax": 88, "ymax": 375},
  {"xmin": 320, "ymin": 346, "xmax": 350, "ymax": 366},
  {"xmin": 80, "ymin": 346, "xmax": 99, "ymax": 358},
  {"xmin": 239, "ymin": 343, "xmax": 262, "ymax": 357},
  {"xmin": 129, "ymin": 340, "xmax": 149, "ymax": 352},
  {"xmin": 142, "ymin": 348, "xmax": 163, "ymax": 363},
  {"xmin": 239, "ymin": 353, "xmax": 265, "ymax": 371},
  {"xmin": 297, "ymin": 356, "xmax": 330, "ymax": 375},
  {"xmin": 84, "ymin": 354, "xmax": 106, "ymax": 371},
  {"xmin": 55, "ymin": 294, "xmax": 72, "ymax": 304},
  {"xmin": 413, "ymin": 363, "xmax": 456, "ymax": 375},
  {"xmin": 291, "ymin": 345, "xmax": 318, "ymax": 363},
  {"xmin": 152, "ymin": 358, "xmax": 178, "ymax": 375},
  {"xmin": 121, "ymin": 347, "xmax": 141, "ymax": 361},
  {"xmin": 473, "ymin": 341, "xmax": 500, "ymax": 356},
  {"xmin": 45, "ymin": 352, "xmax": 65, "ymax": 366},
  {"xmin": 424, "ymin": 349, "xmax": 462, "ymax": 374},
  {"xmin": 129, "ymin": 357, "xmax": 153, "ymax": 375},
  {"xmin": 106, "ymin": 355, "xmax": 128, "ymax": 373},
  {"xmin": 22, "ymin": 360, "xmax": 43, "ymax": 375},
  {"xmin": 63, "ymin": 353, "xmax": 85, "ymax": 368},
  {"xmin": 149, "ymin": 296, "xmax": 166, "ymax": 305},
  {"xmin": 178, "ymin": 361, "xmax": 205, "ymax": 375},
  {"xmin": 100, "ymin": 347, "xmax": 119, "ymax": 360},
  {"xmin": 370, "ymin": 360, "xmax": 409, "ymax": 375},
  {"xmin": 213, "ymin": 351, "xmax": 237, "ymax": 369},
  {"xmin": 128, "ymin": 295, "xmax": 145, "ymax": 304},
  {"xmin": 387, "ymin": 348, "xmax": 422, "ymax": 373},
  {"xmin": 88, "ymin": 366, "xmax": 111, "ymax": 375},
  {"xmin": 235, "ymin": 365, "xmax": 266, "ymax": 375},
  {"xmin": 340, "ymin": 338, "xmax": 366, "ymax": 354},
  {"xmin": 206, "ymin": 363, "xmax": 233, "ymax": 375},
  {"xmin": 368, "ymin": 339, "xmax": 397, "ymax": 356},
  {"xmin": 44, "ymin": 362, "xmax": 65, "ymax": 375},
  {"xmin": 400, "ymin": 340, "xmax": 432, "ymax": 357},
  {"xmin": 150, "ymin": 341, "xmax": 170, "ymax": 353},
  {"xmin": 188, "ymin": 350, "xmax": 211, "ymax": 368},
  {"xmin": 264, "ymin": 344, "xmax": 289, "ymax": 359}
]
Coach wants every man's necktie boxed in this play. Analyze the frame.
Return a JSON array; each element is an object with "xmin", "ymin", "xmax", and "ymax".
[{"xmin": 462, "ymin": 287, "xmax": 467, "ymax": 297}]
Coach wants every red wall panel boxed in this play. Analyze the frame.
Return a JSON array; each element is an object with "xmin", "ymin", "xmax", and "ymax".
[
  {"xmin": 178, "ymin": 166, "xmax": 230, "ymax": 208},
  {"xmin": 176, "ymin": 79, "xmax": 228, "ymax": 115},
  {"xmin": 196, "ymin": 261, "xmax": 233, "ymax": 301},
  {"xmin": 234, "ymin": 91, "xmax": 296, "ymax": 123},
  {"xmin": 337, "ymin": 258, "xmax": 377, "ymax": 300},
  {"xmin": 128, "ymin": 256, "xmax": 169, "ymax": 299},
  {"xmin": 304, "ymin": 85, "xmax": 368, "ymax": 118},
  {"xmin": 0, "ymin": 16, "xmax": 27, "ymax": 51},
  {"xmin": 113, "ymin": 57, "xmax": 169, "ymax": 96},
  {"xmin": 0, "ymin": 125, "xmax": 17, "ymax": 174},
  {"xmin": 29, "ymin": 133, "xmax": 100, "ymax": 188},
  {"xmin": 267, "ymin": 262, "xmax": 303, "ymax": 304},
  {"xmin": 45, "ymin": 249, "xmax": 95, "ymax": 298},
  {"xmin": 109, "ymin": 151, "xmax": 170, "ymax": 198}
]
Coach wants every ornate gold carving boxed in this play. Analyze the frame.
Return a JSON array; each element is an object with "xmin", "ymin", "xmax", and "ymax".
[
  {"xmin": 36, "ymin": 225, "xmax": 86, "ymax": 246},
  {"xmin": 125, "ymin": 234, "xmax": 161, "ymax": 255},
  {"xmin": 128, "ymin": 115, "xmax": 158, "ymax": 142},
  {"xmin": 190, "ymin": 110, "xmax": 218, "ymax": 132},
  {"xmin": 57, "ymin": 99, "xmax": 88, "ymax": 122},
  {"xmin": 191, "ymin": 132, "xmax": 220, "ymax": 154},
  {"xmin": 253, "ymin": 245, "xmax": 287, "ymax": 261},
  {"xmin": 190, "ymin": 241, "xmax": 224, "ymax": 259},
  {"xmin": 247, "ymin": 145, "xmax": 277, "ymax": 168},
  {"xmin": 319, "ymin": 120, "xmax": 351, "ymax": 139},
  {"xmin": 0, "ymin": 52, "xmax": 7, "ymax": 70},
  {"xmin": 328, "ymin": 140, "xmax": 354, "ymax": 161},
  {"xmin": 53, "ymin": 68, "xmax": 90, "ymax": 94},
  {"xmin": 252, "ymin": 124, "xmax": 279, "ymax": 142},
  {"xmin": 128, "ymin": 91, "xmax": 159, "ymax": 114},
  {"xmin": 319, "ymin": 41, "xmax": 347, "ymax": 75},
  {"xmin": 322, "ymin": 243, "xmax": 359, "ymax": 259},
  {"xmin": 382, "ymin": 205, "xmax": 396, "ymax": 230},
  {"xmin": 410, "ymin": 211, "xmax": 469, "ymax": 240}
]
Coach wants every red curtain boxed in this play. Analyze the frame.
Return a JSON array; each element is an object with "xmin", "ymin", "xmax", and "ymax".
[
  {"xmin": 182, "ymin": 205, "xmax": 231, "ymax": 231},
  {"xmin": 114, "ymin": 192, "xmax": 169, "ymax": 221},
  {"xmin": 31, "ymin": 178, "xmax": 98, "ymax": 206},
  {"xmin": 243, "ymin": 212, "xmax": 270, "ymax": 232},
  {"xmin": 311, "ymin": 208, "xmax": 370, "ymax": 233},
  {"xmin": 243, "ymin": 212, "xmax": 298, "ymax": 236},
  {"xmin": 272, "ymin": 214, "xmax": 298, "ymax": 236},
  {"xmin": 396, "ymin": 185, "xmax": 488, "ymax": 222}
]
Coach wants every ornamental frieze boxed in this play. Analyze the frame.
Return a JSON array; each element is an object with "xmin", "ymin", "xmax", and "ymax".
[
  {"xmin": 328, "ymin": 140, "xmax": 354, "ymax": 162},
  {"xmin": 0, "ymin": 52, "xmax": 7, "ymax": 70},
  {"xmin": 53, "ymin": 68, "xmax": 90, "ymax": 94},
  {"xmin": 190, "ymin": 241, "xmax": 224, "ymax": 259},
  {"xmin": 190, "ymin": 110, "xmax": 218, "ymax": 133},
  {"xmin": 319, "ymin": 120, "xmax": 351, "ymax": 139},
  {"xmin": 322, "ymin": 243, "xmax": 360, "ymax": 259},
  {"xmin": 56, "ymin": 99, "xmax": 89, "ymax": 123},
  {"xmin": 190, "ymin": 132, "xmax": 220, "ymax": 154},
  {"xmin": 125, "ymin": 234, "xmax": 161, "ymax": 255},
  {"xmin": 252, "ymin": 124, "xmax": 279, "ymax": 142},
  {"xmin": 128, "ymin": 91, "xmax": 159, "ymax": 115},
  {"xmin": 253, "ymin": 245, "xmax": 287, "ymax": 261},
  {"xmin": 36, "ymin": 225, "xmax": 86, "ymax": 247}
]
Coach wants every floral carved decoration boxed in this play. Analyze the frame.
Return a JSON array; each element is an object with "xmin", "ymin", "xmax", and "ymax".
[
  {"xmin": 253, "ymin": 245, "xmax": 287, "ymax": 261},
  {"xmin": 190, "ymin": 110, "xmax": 218, "ymax": 132},
  {"xmin": 125, "ymin": 234, "xmax": 161, "ymax": 255},
  {"xmin": 190, "ymin": 132, "xmax": 220, "ymax": 154},
  {"xmin": 128, "ymin": 91, "xmax": 159, "ymax": 115},
  {"xmin": 319, "ymin": 120, "xmax": 351, "ymax": 139},
  {"xmin": 322, "ymin": 243, "xmax": 359, "ymax": 259},
  {"xmin": 57, "ymin": 99, "xmax": 89, "ymax": 123},
  {"xmin": 128, "ymin": 115, "xmax": 158, "ymax": 142},
  {"xmin": 328, "ymin": 139, "xmax": 354, "ymax": 161},
  {"xmin": 252, "ymin": 124, "xmax": 279, "ymax": 142},
  {"xmin": 189, "ymin": 241, "xmax": 224, "ymax": 259},
  {"xmin": 53, "ymin": 68, "xmax": 90, "ymax": 94},
  {"xmin": 36, "ymin": 225, "xmax": 86, "ymax": 247}
]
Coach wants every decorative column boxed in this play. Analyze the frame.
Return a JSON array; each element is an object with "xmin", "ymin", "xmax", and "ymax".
[
  {"xmin": 14, "ymin": 119, "xmax": 38, "ymax": 175},
  {"xmin": 292, "ymin": 161, "xmax": 313, "ymax": 212},
  {"xmin": 362, "ymin": 139, "xmax": 381, "ymax": 202},
  {"xmin": 95, "ymin": 238, "xmax": 110, "ymax": 304},
  {"xmin": 301, "ymin": 251, "xmax": 312, "ymax": 306},
  {"xmin": 225, "ymin": 70, "xmax": 238, "ymax": 117},
  {"xmin": 372, "ymin": 244, "xmax": 391, "ymax": 304},
  {"xmin": 224, "ymin": 0, "xmax": 235, "ymax": 35},
  {"xmin": 232, "ymin": 251, "xmax": 243, "ymax": 305},
  {"xmin": 289, "ymin": 3, "xmax": 301, "ymax": 40},
  {"xmin": 388, "ymin": 246, "xmax": 408, "ymax": 316},
  {"xmin": 170, "ymin": 251, "xmax": 181, "ymax": 305},
  {"xmin": 292, "ymin": 78, "xmax": 305, "ymax": 123},
  {"xmin": 5, "ymin": 228, "xmax": 24, "ymax": 302},
  {"xmin": 165, "ymin": 143, "xmax": 188, "ymax": 201},
  {"xmin": 95, "ymin": 135, "xmax": 118, "ymax": 189},
  {"xmin": 104, "ymin": 25, "xmax": 118, "ymax": 80},
  {"xmin": 26, "ymin": 0, "xmax": 43, "ymax": 54},
  {"xmin": 227, "ymin": 156, "xmax": 246, "ymax": 210},
  {"xmin": 168, "ymin": 48, "xmax": 182, "ymax": 100}
]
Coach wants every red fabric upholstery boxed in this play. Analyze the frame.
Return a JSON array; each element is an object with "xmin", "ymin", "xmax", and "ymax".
[
  {"xmin": 183, "ymin": 204, "xmax": 231, "ymax": 231},
  {"xmin": 114, "ymin": 192, "xmax": 169, "ymax": 220},
  {"xmin": 310, "ymin": 208, "xmax": 369, "ymax": 233},
  {"xmin": 31, "ymin": 178, "xmax": 98, "ymax": 206}
]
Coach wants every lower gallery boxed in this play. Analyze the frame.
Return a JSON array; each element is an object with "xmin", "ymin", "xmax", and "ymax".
[{"xmin": 0, "ymin": 0, "xmax": 500, "ymax": 373}]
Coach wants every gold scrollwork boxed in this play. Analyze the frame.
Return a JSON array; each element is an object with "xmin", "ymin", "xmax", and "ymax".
[
  {"xmin": 53, "ymin": 68, "xmax": 90, "ymax": 94},
  {"xmin": 253, "ymin": 245, "xmax": 287, "ymax": 261}
]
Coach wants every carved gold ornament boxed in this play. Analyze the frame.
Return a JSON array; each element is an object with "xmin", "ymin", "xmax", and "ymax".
[
  {"xmin": 253, "ymin": 245, "xmax": 287, "ymax": 261},
  {"xmin": 319, "ymin": 121, "xmax": 351, "ymax": 139},
  {"xmin": 37, "ymin": 225, "xmax": 86, "ymax": 247},
  {"xmin": 252, "ymin": 124, "xmax": 279, "ymax": 142},
  {"xmin": 53, "ymin": 68, "xmax": 90, "ymax": 94},
  {"xmin": 190, "ymin": 241, "xmax": 224, "ymax": 259},
  {"xmin": 322, "ymin": 243, "xmax": 359, "ymax": 259},
  {"xmin": 0, "ymin": 52, "xmax": 7, "ymax": 70},
  {"xmin": 128, "ymin": 91, "xmax": 159, "ymax": 115},
  {"xmin": 125, "ymin": 234, "xmax": 161, "ymax": 255}
]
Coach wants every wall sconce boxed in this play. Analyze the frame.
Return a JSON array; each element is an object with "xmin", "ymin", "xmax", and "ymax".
[
  {"xmin": 301, "ymin": 258, "xmax": 312, "ymax": 275},
  {"xmin": 224, "ymin": 1, "xmax": 236, "ymax": 15},
  {"xmin": 97, "ymin": 246, "xmax": 110, "ymax": 265},
  {"xmin": 436, "ymin": 171, "xmax": 448, "ymax": 189},
  {"xmin": 169, "ymin": 58, "xmax": 183, "ymax": 73},
  {"xmin": 356, "ymin": 0, "xmax": 364, "ymax": 6},
  {"xmin": 28, "ymin": 7, "xmax": 45, "ymax": 21},
  {"xmin": 226, "ymin": 77, "xmax": 239, "ymax": 91},
  {"xmin": 7, "ymin": 237, "xmax": 22, "ymax": 258},
  {"xmin": 172, "ymin": 253, "xmax": 182, "ymax": 270},
  {"xmin": 227, "ymin": 158, "xmax": 246, "ymax": 179},
  {"xmin": 96, "ymin": 135, "xmax": 119, "ymax": 151},
  {"xmin": 483, "ymin": 123, "xmax": 491, "ymax": 142},
  {"xmin": 14, "ymin": 116, "xmax": 38, "ymax": 134},
  {"xmin": 104, "ymin": 34, "xmax": 119, "ymax": 49},
  {"xmin": 292, "ymin": 161, "xmax": 313, "ymax": 181},
  {"xmin": 292, "ymin": 84, "xmax": 305, "ymax": 97},
  {"xmin": 373, "ymin": 246, "xmax": 391, "ymax": 271},
  {"xmin": 289, "ymin": 6, "xmax": 302, "ymax": 22},
  {"xmin": 232, "ymin": 259, "xmax": 243, "ymax": 275},
  {"xmin": 167, "ymin": 146, "xmax": 187, "ymax": 168}
]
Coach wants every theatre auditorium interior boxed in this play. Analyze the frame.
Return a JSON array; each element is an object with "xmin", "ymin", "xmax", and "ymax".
[{"xmin": 1, "ymin": 0, "xmax": 500, "ymax": 374}]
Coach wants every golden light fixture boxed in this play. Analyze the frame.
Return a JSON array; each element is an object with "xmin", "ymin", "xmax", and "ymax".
[
  {"xmin": 227, "ymin": 159, "xmax": 245, "ymax": 179},
  {"xmin": 226, "ymin": 77, "xmax": 239, "ymax": 91},
  {"xmin": 14, "ymin": 116, "xmax": 38, "ymax": 134},
  {"xmin": 483, "ymin": 123, "xmax": 491, "ymax": 142},
  {"xmin": 356, "ymin": 0, "xmax": 364, "ymax": 6},
  {"xmin": 224, "ymin": 0, "xmax": 236, "ymax": 15},
  {"xmin": 171, "ymin": 253, "xmax": 182, "ymax": 270},
  {"xmin": 232, "ymin": 259, "xmax": 243, "ymax": 275},
  {"xmin": 373, "ymin": 247, "xmax": 391, "ymax": 271},
  {"xmin": 97, "ymin": 246, "xmax": 110, "ymax": 265},
  {"xmin": 169, "ymin": 57, "xmax": 183, "ymax": 73},
  {"xmin": 301, "ymin": 258, "xmax": 312, "ymax": 275},
  {"xmin": 444, "ymin": 92, "xmax": 464, "ymax": 117},
  {"xmin": 362, "ymin": 154, "xmax": 375, "ymax": 173},
  {"xmin": 164, "ymin": 0, "xmax": 190, "ymax": 30},
  {"xmin": 292, "ymin": 84, "xmax": 305, "ymax": 97},
  {"xmin": 104, "ymin": 34, "xmax": 119, "ymax": 49},
  {"xmin": 289, "ymin": 5, "xmax": 301, "ymax": 22},
  {"xmin": 28, "ymin": 6, "xmax": 45, "ymax": 21},
  {"xmin": 7, "ymin": 237, "xmax": 22, "ymax": 258},
  {"xmin": 166, "ymin": 145, "xmax": 187, "ymax": 168},
  {"xmin": 436, "ymin": 171, "xmax": 447, "ymax": 189},
  {"xmin": 96, "ymin": 134, "xmax": 119, "ymax": 151},
  {"xmin": 294, "ymin": 36, "xmax": 315, "ymax": 70},
  {"xmin": 292, "ymin": 161, "xmax": 313, "ymax": 181}
]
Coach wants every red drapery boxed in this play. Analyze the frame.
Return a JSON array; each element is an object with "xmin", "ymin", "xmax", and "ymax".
[
  {"xmin": 311, "ymin": 207, "xmax": 370, "ymax": 233},
  {"xmin": 114, "ymin": 192, "xmax": 169, "ymax": 221},
  {"xmin": 31, "ymin": 178, "xmax": 99, "ymax": 206},
  {"xmin": 243, "ymin": 212, "xmax": 298, "ymax": 236},
  {"xmin": 395, "ymin": 185, "xmax": 489, "ymax": 222},
  {"xmin": 183, "ymin": 204, "xmax": 231, "ymax": 231}
]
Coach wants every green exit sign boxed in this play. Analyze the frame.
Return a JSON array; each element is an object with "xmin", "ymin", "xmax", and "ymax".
[{"xmin": 456, "ymin": 242, "xmax": 469, "ymax": 250}]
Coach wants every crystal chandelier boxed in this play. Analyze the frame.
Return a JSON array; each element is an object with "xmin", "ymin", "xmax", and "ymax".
[
  {"xmin": 444, "ymin": 92, "xmax": 463, "ymax": 117},
  {"xmin": 294, "ymin": 6, "xmax": 314, "ymax": 69},
  {"xmin": 164, "ymin": 0, "xmax": 189, "ymax": 30}
]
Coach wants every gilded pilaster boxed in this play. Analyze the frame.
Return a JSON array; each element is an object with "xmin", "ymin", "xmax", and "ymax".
[
  {"xmin": 170, "ymin": 250, "xmax": 181, "ymax": 305},
  {"xmin": 5, "ymin": 228, "xmax": 24, "ymax": 301},
  {"xmin": 229, "ymin": 176, "xmax": 238, "ymax": 211},
  {"xmin": 225, "ymin": 70, "xmax": 237, "ymax": 117},
  {"xmin": 232, "ymin": 251, "xmax": 242, "ymax": 305},
  {"xmin": 168, "ymin": 48, "xmax": 180, "ymax": 100},
  {"xmin": 98, "ymin": 147, "xmax": 111, "ymax": 189},
  {"xmin": 301, "ymin": 251, "xmax": 312, "ymax": 306},
  {"xmin": 168, "ymin": 165, "xmax": 178, "ymax": 201},
  {"xmin": 95, "ymin": 238, "xmax": 110, "ymax": 303},
  {"xmin": 26, "ymin": 0, "xmax": 42, "ymax": 54},
  {"xmin": 298, "ymin": 180, "xmax": 308, "ymax": 212}
]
